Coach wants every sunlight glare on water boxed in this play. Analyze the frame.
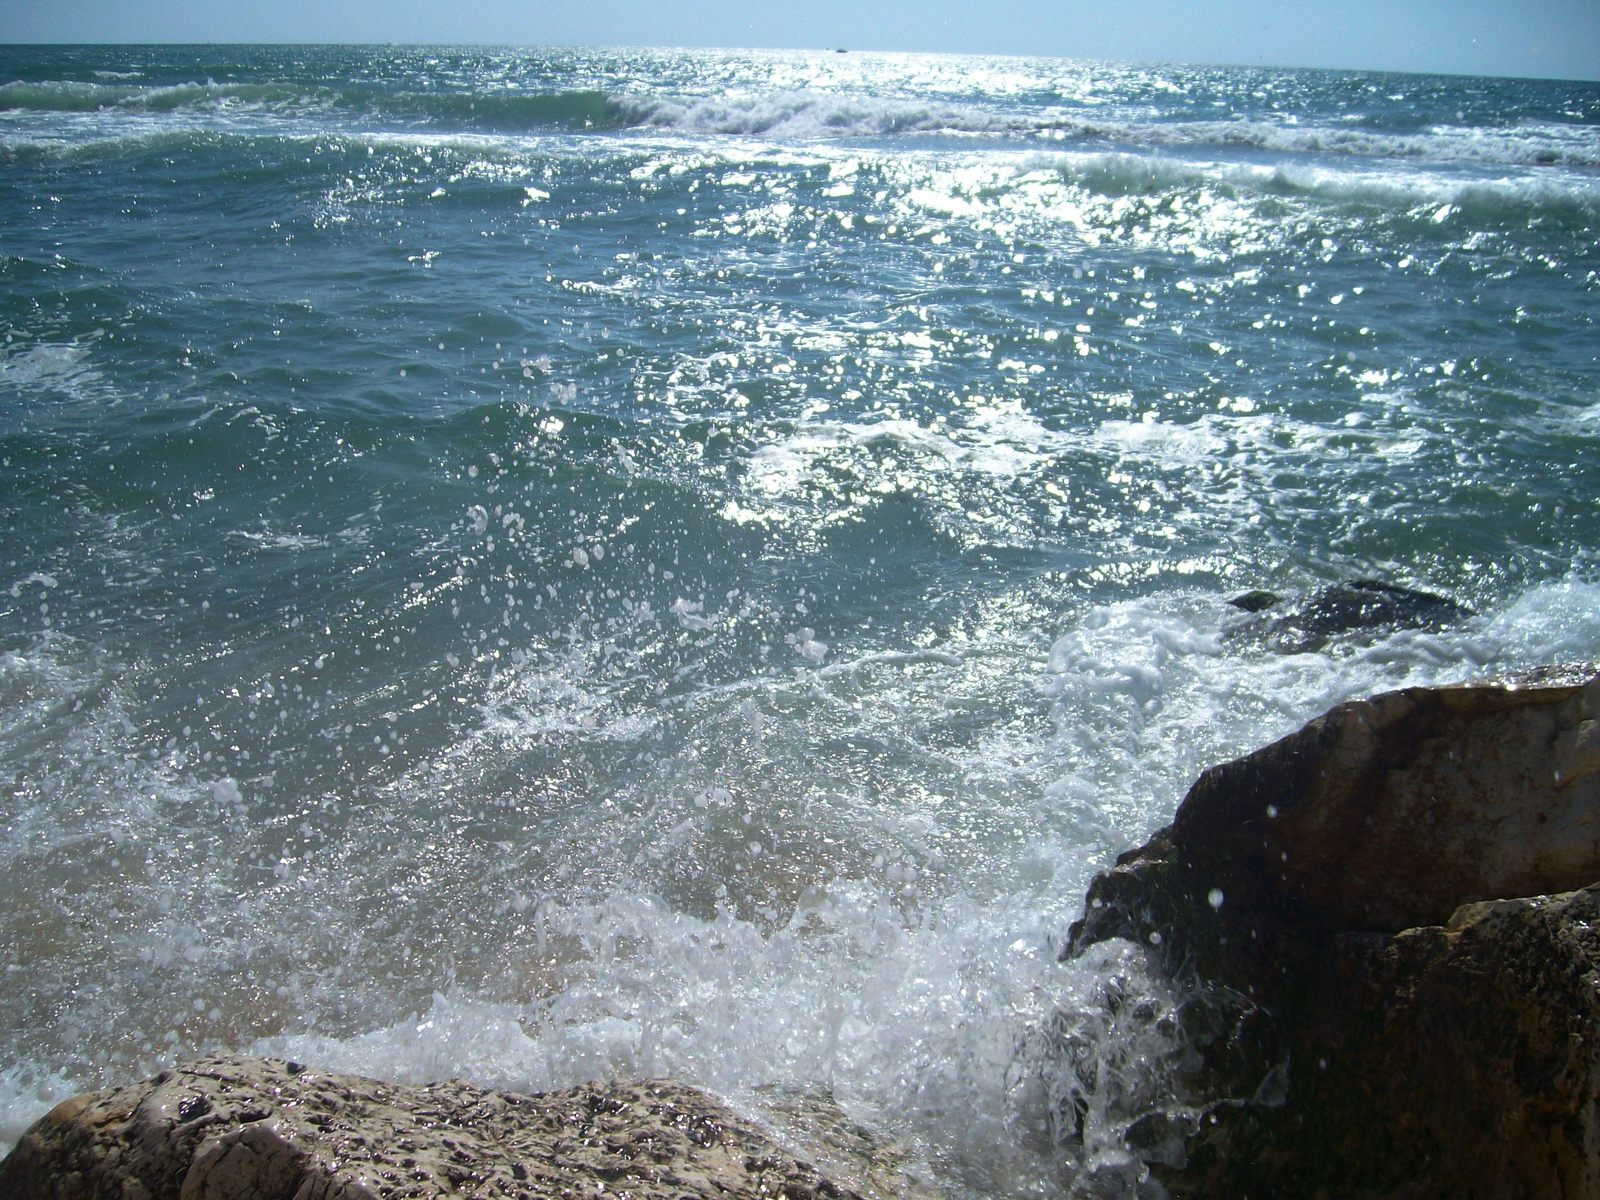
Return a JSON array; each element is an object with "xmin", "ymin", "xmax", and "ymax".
[{"xmin": 1, "ymin": 43, "xmax": 1598, "ymax": 1195}]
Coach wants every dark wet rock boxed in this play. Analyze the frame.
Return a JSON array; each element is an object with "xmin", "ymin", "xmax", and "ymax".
[
  {"xmin": 0, "ymin": 1055, "xmax": 870, "ymax": 1200},
  {"xmin": 1179, "ymin": 886, "xmax": 1600, "ymax": 1199},
  {"xmin": 1224, "ymin": 578, "xmax": 1472, "ymax": 652},
  {"xmin": 1071, "ymin": 663, "xmax": 1600, "ymax": 987},
  {"xmin": 1065, "ymin": 663, "xmax": 1600, "ymax": 1198},
  {"xmin": 1223, "ymin": 588, "xmax": 1281, "ymax": 614}
]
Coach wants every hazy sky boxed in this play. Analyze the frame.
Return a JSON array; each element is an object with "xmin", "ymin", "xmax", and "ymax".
[{"xmin": 2, "ymin": 0, "xmax": 1597, "ymax": 81}]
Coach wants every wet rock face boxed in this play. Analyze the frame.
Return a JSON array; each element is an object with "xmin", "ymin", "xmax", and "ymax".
[
  {"xmin": 1184, "ymin": 886, "xmax": 1600, "ymax": 1200},
  {"xmin": 1223, "ymin": 578, "xmax": 1472, "ymax": 653},
  {"xmin": 1064, "ymin": 664, "xmax": 1600, "ymax": 1199},
  {"xmin": 0, "ymin": 1057, "xmax": 864, "ymax": 1200},
  {"xmin": 1321, "ymin": 886, "xmax": 1600, "ymax": 1196},
  {"xmin": 1070, "ymin": 664, "xmax": 1600, "ymax": 993}
]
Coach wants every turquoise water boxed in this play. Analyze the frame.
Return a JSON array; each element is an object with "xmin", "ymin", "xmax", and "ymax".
[{"xmin": 3, "ymin": 44, "xmax": 1598, "ymax": 1193}]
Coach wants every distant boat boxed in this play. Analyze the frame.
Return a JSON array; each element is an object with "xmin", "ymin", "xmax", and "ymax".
[{"xmin": 835, "ymin": 48, "xmax": 848, "ymax": 54}]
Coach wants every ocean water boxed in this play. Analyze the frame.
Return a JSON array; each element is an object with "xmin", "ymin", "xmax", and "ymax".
[{"xmin": 1, "ymin": 43, "xmax": 1598, "ymax": 1194}]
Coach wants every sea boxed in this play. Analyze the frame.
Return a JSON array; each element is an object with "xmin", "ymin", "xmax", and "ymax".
[{"xmin": 1, "ymin": 43, "xmax": 1597, "ymax": 1196}]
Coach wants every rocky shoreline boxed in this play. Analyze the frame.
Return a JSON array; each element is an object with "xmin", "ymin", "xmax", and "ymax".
[{"xmin": 5, "ymin": 664, "xmax": 1597, "ymax": 1198}]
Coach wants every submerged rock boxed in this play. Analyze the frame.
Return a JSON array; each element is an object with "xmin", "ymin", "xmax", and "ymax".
[
  {"xmin": 0, "ymin": 1056, "xmax": 868, "ymax": 1200},
  {"xmin": 1064, "ymin": 663, "xmax": 1600, "ymax": 1197},
  {"xmin": 1223, "ymin": 577, "xmax": 1472, "ymax": 652}
]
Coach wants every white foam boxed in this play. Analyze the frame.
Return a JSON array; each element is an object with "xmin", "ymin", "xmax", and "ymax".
[
  {"xmin": 1091, "ymin": 417, "xmax": 1226, "ymax": 467},
  {"xmin": 6, "ymin": 577, "xmax": 1597, "ymax": 1177},
  {"xmin": 744, "ymin": 407, "xmax": 1067, "ymax": 503},
  {"xmin": 613, "ymin": 90, "xmax": 1024, "ymax": 142},
  {"xmin": 606, "ymin": 85, "xmax": 1600, "ymax": 171},
  {"xmin": 227, "ymin": 562, "xmax": 1596, "ymax": 1184},
  {"xmin": 996, "ymin": 146, "xmax": 1600, "ymax": 224},
  {"xmin": 1479, "ymin": 577, "xmax": 1600, "ymax": 664},
  {"xmin": 0, "ymin": 340, "xmax": 113, "ymax": 409},
  {"xmin": 0, "ymin": 1063, "xmax": 77, "ymax": 1151},
  {"xmin": 226, "ymin": 523, "xmax": 331, "ymax": 552},
  {"xmin": 476, "ymin": 643, "xmax": 665, "ymax": 746},
  {"xmin": 246, "ymin": 883, "xmax": 1083, "ymax": 1194},
  {"xmin": 1083, "ymin": 114, "xmax": 1600, "ymax": 169}
]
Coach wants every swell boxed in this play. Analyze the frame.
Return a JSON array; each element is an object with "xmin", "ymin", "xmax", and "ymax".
[
  {"xmin": 1077, "ymin": 115, "xmax": 1600, "ymax": 168},
  {"xmin": 7, "ymin": 76, "xmax": 1595, "ymax": 170},
  {"xmin": 614, "ymin": 92, "xmax": 1600, "ymax": 168},
  {"xmin": 0, "ymin": 79, "xmax": 626, "ymax": 131},
  {"xmin": 1028, "ymin": 150, "xmax": 1600, "ymax": 231}
]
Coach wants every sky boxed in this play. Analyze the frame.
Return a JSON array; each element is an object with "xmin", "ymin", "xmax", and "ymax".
[{"xmin": 1, "ymin": 0, "xmax": 1597, "ymax": 81}]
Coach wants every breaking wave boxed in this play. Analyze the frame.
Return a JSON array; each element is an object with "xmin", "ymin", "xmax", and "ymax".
[{"xmin": 6, "ymin": 76, "xmax": 1596, "ymax": 169}]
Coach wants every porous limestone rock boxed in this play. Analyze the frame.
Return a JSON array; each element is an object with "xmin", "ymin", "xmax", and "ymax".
[{"xmin": 0, "ymin": 1055, "xmax": 868, "ymax": 1200}]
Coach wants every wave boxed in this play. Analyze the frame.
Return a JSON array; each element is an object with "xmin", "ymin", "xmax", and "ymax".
[
  {"xmin": 378, "ymin": 88, "xmax": 622, "ymax": 131},
  {"xmin": 0, "ymin": 78, "xmax": 981, "ymax": 140},
  {"xmin": 610, "ymin": 90, "xmax": 1036, "ymax": 139},
  {"xmin": 1019, "ymin": 149, "xmax": 1600, "ymax": 228},
  {"xmin": 1052, "ymin": 115, "xmax": 1600, "ymax": 169},
  {"xmin": 611, "ymin": 92, "xmax": 1600, "ymax": 168},
  {"xmin": 0, "ymin": 78, "xmax": 624, "ymax": 132},
  {"xmin": 3, "ymin": 118, "xmax": 1591, "ymax": 236},
  {"xmin": 6, "ymin": 76, "xmax": 1596, "ymax": 170},
  {"xmin": 5, "ymin": 134, "xmax": 1591, "ymax": 241},
  {"xmin": 0, "ymin": 78, "xmax": 334, "ymax": 115}
]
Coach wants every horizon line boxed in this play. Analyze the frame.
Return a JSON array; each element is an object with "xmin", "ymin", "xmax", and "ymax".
[{"xmin": 2, "ymin": 40, "xmax": 1597, "ymax": 85}]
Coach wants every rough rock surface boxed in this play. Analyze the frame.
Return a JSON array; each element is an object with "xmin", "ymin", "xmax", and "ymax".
[
  {"xmin": 1174, "ymin": 885, "xmax": 1600, "ymax": 1199},
  {"xmin": 0, "ymin": 1056, "xmax": 868, "ymax": 1200},
  {"xmin": 1065, "ymin": 663, "xmax": 1600, "ymax": 1198}
]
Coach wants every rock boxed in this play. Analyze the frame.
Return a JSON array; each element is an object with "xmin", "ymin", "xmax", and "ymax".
[
  {"xmin": 1069, "ymin": 663, "xmax": 1600, "ymax": 995},
  {"xmin": 1223, "ymin": 588, "xmax": 1281, "ymax": 614},
  {"xmin": 1223, "ymin": 578, "xmax": 1472, "ymax": 653},
  {"xmin": 1182, "ymin": 885, "xmax": 1600, "ymax": 1199},
  {"xmin": 1064, "ymin": 663, "xmax": 1600, "ymax": 1197},
  {"xmin": 0, "ymin": 1056, "xmax": 868, "ymax": 1200}
]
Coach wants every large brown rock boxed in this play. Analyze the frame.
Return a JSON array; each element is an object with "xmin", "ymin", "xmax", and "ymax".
[
  {"xmin": 0, "ymin": 1056, "xmax": 868, "ymax": 1200},
  {"xmin": 1064, "ymin": 663, "xmax": 1600, "ymax": 1197},
  {"xmin": 1069, "ymin": 663, "xmax": 1600, "ymax": 1000}
]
